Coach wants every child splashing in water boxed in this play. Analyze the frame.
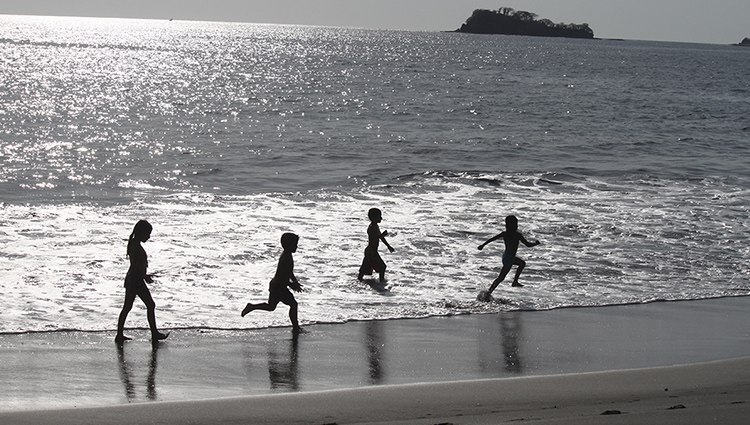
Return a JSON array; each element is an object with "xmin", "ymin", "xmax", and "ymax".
[
  {"xmin": 115, "ymin": 220, "xmax": 169, "ymax": 343},
  {"xmin": 478, "ymin": 215, "xmax": 540, "ymax": 300},
  {"xmin": 358, "ymin": 208, "xmax": 395, "ymax": 283}
]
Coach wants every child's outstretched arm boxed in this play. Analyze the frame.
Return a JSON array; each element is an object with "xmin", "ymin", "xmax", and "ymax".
[
  {"xmin": 478, "ymin": 232, "xmax": 504, "ymax": 250},
  {"xmin": 520, "ymin": 234, "xmax": 541, "ymax": 247},
  {"xmin": 380, "ymin": 231, "xmax": 395, "ymax": 252}
]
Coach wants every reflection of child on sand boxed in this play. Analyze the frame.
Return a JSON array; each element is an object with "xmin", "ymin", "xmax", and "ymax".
[
  {"xmin": 478, "ymin": 215, "xmax": 540, "ymax": 300},
  {"xmin": 242, "ymin": 233, "xmax": 304, "ymax": 332},
  {"xmin": 357, "ymin": 208, "xmax": 395, "ymax": 283}
]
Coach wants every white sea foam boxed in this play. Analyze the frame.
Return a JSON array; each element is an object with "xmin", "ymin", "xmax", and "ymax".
[{"xmin": 1, "ymin": 173, "xmax": 748, "ymax": 333}]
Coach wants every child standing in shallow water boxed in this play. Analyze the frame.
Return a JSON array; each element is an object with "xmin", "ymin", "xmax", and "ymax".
[
  {"xmin": 115, "ymin": 220, "xmax": 169, "ymax": 343},
  {"xmin": 242, "ymin": 233, "xmax": 303, "ymax": 332},
  {"xmin": 358, "ymin": 208, "xmax": 395, "ymax": 283},
  {"xmin": 478, "ymin": 215, "xmax": 540, "ymax": 297}
]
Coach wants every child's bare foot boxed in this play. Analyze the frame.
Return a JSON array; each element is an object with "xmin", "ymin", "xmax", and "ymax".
[
  {"xmin": 241, "ymin": 304, "xmax": 254, "ymax": 317},
  {"xmin": 511, "ymin": 282, "xmax": 524, "ymax": 287},
  {"xmin": 152, "ymin": 332, "xmax": 170, "ymax": 342},
  {"xmin": 114, "ymin": 335, "xmax": 132, "ymax": 343}
]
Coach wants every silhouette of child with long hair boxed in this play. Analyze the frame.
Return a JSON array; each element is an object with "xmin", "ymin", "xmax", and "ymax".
[
  {"xmin": 358, "ymin": 208, "xmax": 395, "ymax": 283},
  {"xmin": 478, "ymin": 215, "xmax": 540, "ymax": 297},
  {"xmin": 242, "ymin": 233, "xmax": 303, "ymax": 332},
  {"xmin": 115, "ymin": 220, "xmax": 169, "ymax": 343}
]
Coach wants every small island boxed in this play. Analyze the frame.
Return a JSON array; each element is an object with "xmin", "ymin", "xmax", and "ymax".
[
  {"xmin": 736, "ymin": 37, "xmax": 750, "ymax": 47},
  {"xmin": 456, "ymin": 7, "xmax": 594, "ymax": 39}
]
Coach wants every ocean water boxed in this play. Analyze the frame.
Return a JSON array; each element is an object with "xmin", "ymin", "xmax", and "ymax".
[{"xmin": 1, "ymin": 15, "xmax": 748, "ymax": 334}]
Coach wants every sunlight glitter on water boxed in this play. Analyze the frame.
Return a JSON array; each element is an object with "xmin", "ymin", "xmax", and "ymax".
[{"xmin": 2, "ymin": 16, "xmax": 749, "ymax": 334}]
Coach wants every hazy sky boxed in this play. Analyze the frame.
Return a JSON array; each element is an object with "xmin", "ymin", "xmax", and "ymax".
[{"xmin": 1, "ymin": 0, "xmax": 748, "ymax": 44}]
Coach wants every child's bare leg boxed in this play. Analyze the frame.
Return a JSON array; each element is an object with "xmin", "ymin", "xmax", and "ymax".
[
  {"xmin": 378, "ymin": 262, "xmax": 387, "ymax": 283},
  {"xmin": 289, "ymin": 300, "xmax": 299, "ymax": 330},
  {"xmin": 139, "ymin": 290, "xmax": 162, "ymax": 339},
  {"xmin": 147, "ymin": 308, "xmax": 169, "ymax": 341},
  {"xmin": 241, "ymin": 302, "xmax": 276, "ymax": 317},
  {"xmin": 488, "ymin": 265, "xmax": 512, "ymax": 294},
  {"xmin": 358, "ymin": 258, "xmax": 370, "ymax": 281},
  {"xmin": 511, "ymin": 259, "xmax": 526, "ymax": 287},
  {"xmin": 241, "ymin": 303, "xmax": 254, "ymax": 317},
  {"xmin": 115, "ymin": 292, "xmax": 136, "ymax": 342}
]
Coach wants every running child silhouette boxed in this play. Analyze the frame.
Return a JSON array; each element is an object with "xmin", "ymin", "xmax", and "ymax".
[
  {"xmin": 115, "ymin": 220, "xmax": 169, "ymax": 343},
  {"xmin": 357, "ymin": 208, "xmax": 395, "ymax": 283},
  {"xmin": 478, "ymin": 215, "xmax": 540, "ymax": 299},
  {"xmin": 242, "ymin": 233, "xmax": 303, "ymax": 332}
]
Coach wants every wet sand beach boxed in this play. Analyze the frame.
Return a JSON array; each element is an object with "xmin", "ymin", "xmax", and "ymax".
[{"xmin": 1, "ymin": 296, "xmax": 749, "ymax": 423}]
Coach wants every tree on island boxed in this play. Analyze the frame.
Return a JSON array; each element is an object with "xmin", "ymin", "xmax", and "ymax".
[{"xmin": 457, "ymin": 7, "xmax": 594, "ymax": 39}]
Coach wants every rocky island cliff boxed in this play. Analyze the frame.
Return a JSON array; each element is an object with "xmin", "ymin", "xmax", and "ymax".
[
  {"xmin": 456, "ymin": 7, "xmax": 594, "ymax": 39},
  {"xmin": 736, "ymin": 37, "xmax": 750, "ymax": 46}
]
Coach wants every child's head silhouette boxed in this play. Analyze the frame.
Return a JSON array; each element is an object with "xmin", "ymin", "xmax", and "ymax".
[
  {"xmin": 130, "ymin": 220, "xmax": 152, "ymax": 241},
  {"xmin": 505, "ymin": 215, "xmax": 518, "ymax": 231},
  {"xmin": 368, "ymin": 208, "xmax": 382, "ymax": 222},
  {"xmin": 281, "ymin": 232, "xmax": 299, "ymax": 251}
]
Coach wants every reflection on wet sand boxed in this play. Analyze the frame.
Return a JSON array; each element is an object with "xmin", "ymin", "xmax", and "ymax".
[
  {"xmin": 116, "ymin": 344, "xmax": 135, "ymax": 400},
  {"xmin": 116, "ymin": 342, "xmax": 160, "ymax": 402},
  {"xmin": 477, "ymin": 312, "xmax": 524, "ymax": 375},
  {"xmin": 500, "ymin": 313, "xmax": 523, "ymax": 374},
  {"xmin": 364, "ymin": 321, "xmax": 385, "ymax": 384},
  {"xmin": 267, "ymin": 332, "xmax": 299, "ymax": 391}
]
